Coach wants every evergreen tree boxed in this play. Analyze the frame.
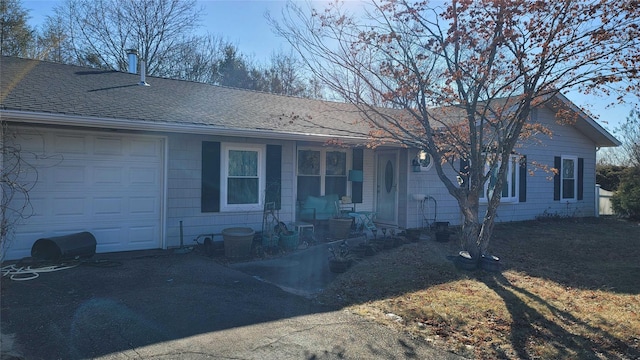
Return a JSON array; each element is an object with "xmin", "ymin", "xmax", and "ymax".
[{"xmin": 0, "ymin": 0, "xmax": 33, "ymax": 57}]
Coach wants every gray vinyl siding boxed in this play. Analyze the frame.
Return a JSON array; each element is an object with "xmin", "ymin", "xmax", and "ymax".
[
  {"xmin": 407, "ymin": 160, "xmax": 463, "ymax": 228},
  {"xmin": 508, "ymin": 106, "xmax": 597, "ymax": 219},
  {"xmin": 404, "ymin": 105, "xmax": 598, "ymax": 229},
  {"xmin": 165, "ymin": 133, "xmax": 295, "ymax": 248},
  {"xmin": 164, "ymin": 135, "xmax": 378, "ymax": 248}
]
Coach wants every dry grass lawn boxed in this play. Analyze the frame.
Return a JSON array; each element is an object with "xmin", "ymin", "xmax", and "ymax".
[{"xmin": 315, "ymin": 217, "xmax": 640, "ymax": 359}]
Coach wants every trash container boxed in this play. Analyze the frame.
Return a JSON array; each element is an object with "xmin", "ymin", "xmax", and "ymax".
[{"xmin": 31, "ymin": 231, "xmax": 97, "ymax": 261}]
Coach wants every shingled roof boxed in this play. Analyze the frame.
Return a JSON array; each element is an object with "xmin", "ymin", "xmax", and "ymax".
[
  {"xmin": 0, "ymin": 56, "xmax": 618, "ymax": 147},
  {"xmin": 0, "ymin": 56, "xmax": 371, "ymax": 141}
]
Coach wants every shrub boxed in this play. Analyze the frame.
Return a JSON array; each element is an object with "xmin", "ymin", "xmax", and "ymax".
[
  {"xmin": 596, "ymin": 164, "xmax": 628, "ymax": 191},
  {"xmin": 611, "ymin": 167, "xmax": 640, "ymax": 220}
]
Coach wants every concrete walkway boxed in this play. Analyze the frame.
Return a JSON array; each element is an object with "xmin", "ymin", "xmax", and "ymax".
[
  {"xmin": 1, "ymin": 249, "xmax": 463, "ymax": 359},
  {"xmin": 229, "ymin": 241, "xmax": 339, "ymax": 298}
]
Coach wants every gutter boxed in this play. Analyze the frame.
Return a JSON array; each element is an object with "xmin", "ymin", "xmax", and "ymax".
[{"xmin": 0, "ymin": 110, "xmax": 370, "ymax": 144}]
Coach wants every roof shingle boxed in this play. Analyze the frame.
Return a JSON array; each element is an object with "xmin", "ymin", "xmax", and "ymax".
[{"xmin": 0, "ymin": 56, "xmax": 370, "ymax": 139}]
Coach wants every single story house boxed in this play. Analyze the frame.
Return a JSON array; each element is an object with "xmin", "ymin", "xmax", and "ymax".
[{"xmin": 0, "ymin": 56, "xmax": 619, "ymax": 260}]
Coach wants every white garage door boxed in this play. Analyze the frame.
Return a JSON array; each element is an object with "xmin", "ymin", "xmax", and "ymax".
[{"xmin": 4, "ymin": 127, "xmax": 165, "ymax": 260}]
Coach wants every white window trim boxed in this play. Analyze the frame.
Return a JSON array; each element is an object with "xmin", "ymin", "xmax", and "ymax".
[
  {"xmin": 297, "ymin": 147, "xmax": 351, "ymax": 196},
  {"xmin": 480, "ymin": 154, "xmax": 520, "ymax": 204},
  {"xmin": 560, "ymin": 155, "xmax": 578, "ymax": 203},
  {"xmin": 220, "ymin": 143, "xmax": 265, "ymax": 212}
]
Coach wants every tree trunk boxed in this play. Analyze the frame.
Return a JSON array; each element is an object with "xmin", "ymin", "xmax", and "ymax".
[
  {"xmin": 459, "ymin": 196, "xmax": 481, "ymax": 261},
  {"xmin": 479, "ymin": 205, "xmax": 499, "ymax": 256}
]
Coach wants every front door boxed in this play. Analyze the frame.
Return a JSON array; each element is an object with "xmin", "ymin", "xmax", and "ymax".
[{"xmin": 376, "ymin": 151, "xmax": 398, "ymax": 224}]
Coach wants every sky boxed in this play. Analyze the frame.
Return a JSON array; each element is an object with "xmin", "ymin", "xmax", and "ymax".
[
  {"xmin": 20, "ymin": 0, "xmax": 637, "ymax": 134},
  {"xmin": 23, "ymin": 0, "xmax": 295, "ymax": 62}
]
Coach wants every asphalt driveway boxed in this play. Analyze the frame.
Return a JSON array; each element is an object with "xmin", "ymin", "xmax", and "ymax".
[{"xmin": 1, "ymin": 248, "xmax": 462, "ymax": 359}]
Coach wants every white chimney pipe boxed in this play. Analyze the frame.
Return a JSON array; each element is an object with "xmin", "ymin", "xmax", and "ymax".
[
  {"xmin": 126, "ymin": 49, "xmax": 138, "ymax": 74},
  {"xmin": 139, "ymin": 60, "xmax": 150, "ymax": 86}
]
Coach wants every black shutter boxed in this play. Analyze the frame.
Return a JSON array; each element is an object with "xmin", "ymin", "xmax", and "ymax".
[
  {"xmin": 201, "ymin": 141, "xmax": 221, "ymax": 212},
  {"xmin": 519, "ymin": 155, "xmax": 527, "ymax": 202},
  {"xmin": 352, "ymin": 148, "xmax": 364, "ymax": 203},
  {"xmin": 265, "ymin": 145, "xmax": 282, "ymax": 209},
  {"xmin": 577, "ymin": 158, "xmax": 584, "ymax": 201},
  {"xmin": 553, "ymin": 156, "xmax": 561, "ymax": 201}
]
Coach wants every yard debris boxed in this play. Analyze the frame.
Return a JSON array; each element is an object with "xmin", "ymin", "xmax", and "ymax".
[{"xmin": 385, "ymin": 313, "xmax": 404, "ymax": 323}]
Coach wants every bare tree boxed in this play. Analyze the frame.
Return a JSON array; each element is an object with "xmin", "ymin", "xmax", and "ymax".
[
  {"xmin": 303, "ymin": 77, "xmax": 325, "ymax": 100},
  {"xmin": 598, "ymin": 110, "xmax": 640, "ymax": 166},
  {"xmin": 53, "ymin": 0, "xmax": 203, "ymax": 74},
  {"xmin": 616, "ymin": 110, "xmax": 640, "ymax": 167},
  {"xmin": 262, "ymin": 50, "xmax": 308, "ymax": 96},
  {"xmin": 160, "ymin": 33, "xmax": 231, "ymax": 83},
  {"xmin": 31, "ymin": 14, "xmax": 75, "ymax": 63},
  {"xmin": 272, "ymin": 0, "xmax": 640, "ymax": 260},
  {"xmin": 1, "ymin": 124, "xmax": 35, "ymax": 260}
]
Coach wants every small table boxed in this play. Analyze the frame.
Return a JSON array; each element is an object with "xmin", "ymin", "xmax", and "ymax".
[
  {"xmin": 349, "ymin": 211, "xmax": 377, "ymax": 232},
  {"xmin": 290, "ymin": 221, "xmax": 314, "ymax": 238}
]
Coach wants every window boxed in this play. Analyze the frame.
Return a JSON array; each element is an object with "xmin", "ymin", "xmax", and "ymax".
[
  {"xmin": 325, "ymin": 151, "xmax": 347, "ymax": 196},
  {"xmin": 481, "ymin": 154, "xmax": 520, "ymax": 203},
  {"xmin": 297, "ymin": 148, "xmax": 348, "ymax": 200},
  {"xmin": 221, "ymin": 144, "xmax": 264, "ymax": 211},
  {"xmin": 561, "ymin": 155, "xmax": 578, "ymax": 202},
  {"xmin": 202, "ymin": 142, "xmax": 280, "ymax": 213},
  {"xmin": 553, "ymin": 156, "xmax": 584, "ymax": 202}
]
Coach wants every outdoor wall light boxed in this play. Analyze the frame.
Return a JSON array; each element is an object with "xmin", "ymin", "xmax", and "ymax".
[{"xmin": 412, "ymin": 150, "xmax": 432, "ymax": 172}]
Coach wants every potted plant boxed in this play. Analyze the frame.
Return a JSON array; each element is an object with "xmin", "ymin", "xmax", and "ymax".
[
  {"xmin": 357, "ymin": 240, "xmax": 377, "ymax": 256},
  {"xmin": 348, "ymin": 235, "xmax": 376, "ymax": 257},
  {"xmin": 480, "ymin": 254, "xmax": 501, "ymax": 272},
  {"xmin": 433, "ymin": 221, "xmax": 450, "ymax": 242},
  {"xmin": 405, "ymin": 228, "xmax": 422, "ymax": 242},
  {"xmin": 455, "ymin": 250, "xmax": 479, "ymax": 271},
  {"xmin": 327, "ymin": 240, "xmax": 354, "ymax": 273},
  {"xmin": 328, "ymin": 200, "xmax": 353, "ymax": 239}
]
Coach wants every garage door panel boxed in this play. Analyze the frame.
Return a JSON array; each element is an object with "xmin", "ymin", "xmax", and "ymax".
[
  {"xmin": 54, "ymin": 134, "xmax": 87, "ymax": 154},
  {"xmin": 131, "ymin": 139, "xmax": 161, "ymax": 157},
  {"xmin": 5, "ymin": 127, "xmax": 164, "ymax": 260},
  {"xmin": 17, "ymin": 133, "xmax": 45, "ymax": 153},
  {"xmin": 129, "ymin": 196, "xmax": 158, "ymax": 214},
  {"xmin": 129, "ymin": 167, "xmax": 160, "ymax": 186},
  {"xmin": 94, "ymin": 137, "xmax": 123, "ymax": 155},
  {"xmin": 10, "ymin": 232, "xmax": 43, "ymax": 257},
  {"xmin": 52, "ymin": 197, "xmax": 86, "ymax": 216},
  {"xmin": 93, "ymin": 227, "xmax": 124, "ymax": 246},
  {"xmin": 93, "ymin": 197, "xmax": 123, "ymax": 215},
  {"xmin": 54, "ymin": 165, "xmax": 86, "ymax": 185},
  {"xmin": 93, "ymin": 166, "xmax": 124, "ymax": 184},
  {"xmin": 7, "ymin": 191, "xmax": 42, "ymax": 216},
  {"xmin": 129, "ymin": 226, "xmax": 159, "ymax": 245}
]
